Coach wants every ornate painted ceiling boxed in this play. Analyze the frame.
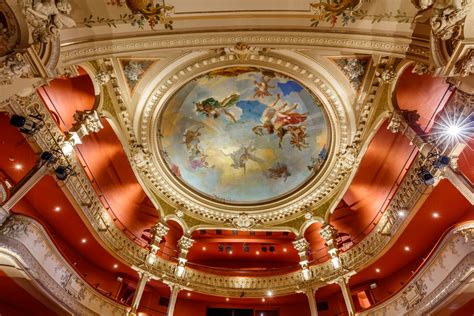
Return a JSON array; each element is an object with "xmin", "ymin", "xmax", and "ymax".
[{"xmin": 0, "ymin": 0, "xmax": 473, "ymax": 315}]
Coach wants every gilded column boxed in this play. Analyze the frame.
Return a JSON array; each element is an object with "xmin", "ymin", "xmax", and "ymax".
[
  {"xmin": 128, "ymin": 270, "xmax": 151, "ymax": 316},
  {"xmin": 336, "ymin": 276, "xmax": 355, "ymax": 316},
  {"xmin": 304, "ymin": 288, "xmax": 319, "ymax": 316},
  {"xmin": 166, "ymin": 283, "xmax": 182, "ymax": 316}
]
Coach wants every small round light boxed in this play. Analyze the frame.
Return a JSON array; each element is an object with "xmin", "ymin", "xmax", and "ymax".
[
  {"xmin": 397, "ymin": 210, "xmax": 407, "ymax": 218},
  {"xmin": 202, "ymin": 246, "xmax": 206, "ymax": 251},
  {"xmin": 187, "ymin": 292, "xmax": 191, "ymax": 297},
  {"xmin": 229, "ymin": 250, "xmax": 233, "ymax": 254},
  {"xmin": 404, "ymin": 246, "xmax": 410, "ymax": 252},
  {"xmin": 283, "ymin": 248, "xmax": 287, "ymax": 252},
  {"xmin": 261, "ymin": 298, "xmax": 266, "ymax": 302},
  {"xmin": 432, "ymin": 212, "xmax": 440, "ymax": 218},
  {"xmin": 113, "ymin": 264, "xmax": 118, "ymax": 269},
  {"xmin": 14, "ymin": 163, "xmax": 23, "ymax": 170},
  {"xmin": 375, "ymin": 268, "xmax": 381, "ymax": 273},
  {"xmin": 256, "ymin": 251, "xmax": 260, "ymax": 255},
  {"xmin": 54, "ymin": 206, "xmax": 61, "ymax": 212},
  {"xmin": 81, "ymin": 238, "xmax": 87, "ymax": 244},
  {"xmin": 266, "ymin": 290, "xmax": 273, "ymax": 297},
  {"xmin": 226, "ymin": 297, "xmax": 229, "ymax": 302}
]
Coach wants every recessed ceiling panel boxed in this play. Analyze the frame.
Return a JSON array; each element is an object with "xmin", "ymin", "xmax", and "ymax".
[{"xmin": 158, "ymin": 67, "xmax": 329, "ymax": 204}]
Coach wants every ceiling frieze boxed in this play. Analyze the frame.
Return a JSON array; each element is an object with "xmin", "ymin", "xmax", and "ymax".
[{"xmin": 59, "ymin": 30, "xmax": 430, "ymax": 66}]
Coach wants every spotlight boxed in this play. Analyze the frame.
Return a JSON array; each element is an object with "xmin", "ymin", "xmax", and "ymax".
[
  {"xmin": 261, "ymin": 246, "xmax": 267, "ymax": 252},
  {"xmin": 40, "ymin": 151, "xmax": 54, "ymax": 163},
  {"xmin": 218, "ymin": 244, "xmax": 224, "ymax": 252},
  {"xmin": 269, "ymin": 245, "xmax": 275, "ymax": 252},
  {"xmin": 226, "ymin": 245, "xmax": 232, "ymax": 253},
  {"xmin": 433, "ymin": 155, "xmax": 450, "ymax": 169},
  {"xmin": 397, "ymin": 210, "xmax": 407, "ymax": 218},
  {"xmin": 9, "ymin": 114, "xmax": 43, "ymax": 135},
  {"xmin": 54, "ymin": 166, "xmax": 69, "ymax": 181},
  {"xmin": 417, "ymin": 167, "xmax": 435, "ymax": 186},
  {"xmin": 243, "ymin": 244, "xmax": 250, "ymax": 253}
]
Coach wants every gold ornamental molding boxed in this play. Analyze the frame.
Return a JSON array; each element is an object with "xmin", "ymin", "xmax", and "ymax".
[
  {"xmin": 3, "ymin": 88, "xmax": 434, "ymax": 297},
  {"xmin": 129, "ymin": 49, "xmax": 355, "ymax": 224},
  {"xmin": 58, "ymin": 30, "xmax": 430, "ymax": 65}
]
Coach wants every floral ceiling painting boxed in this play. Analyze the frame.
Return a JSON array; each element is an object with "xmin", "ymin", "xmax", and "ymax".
[
  {"xmin": 120, "ymin": 59, "xmax": 157, "ymax": 92},
  {"xmin": 158, "ymin": 67, "xmax": 330, "ymax": 204}
]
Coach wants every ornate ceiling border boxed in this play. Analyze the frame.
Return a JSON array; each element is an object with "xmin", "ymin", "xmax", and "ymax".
[
  {"xmin": 131, "ymin": 49, "xmax": 354, "ymax": 223},
  {"xmin": 58, "ymin": 30, "xmax": 430, "ymax": 66}
]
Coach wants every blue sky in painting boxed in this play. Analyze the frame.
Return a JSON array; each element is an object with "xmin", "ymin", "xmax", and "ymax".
[
  {"xmin": 236, "ymin": 100, "xmax": 266, "ymax": 122},
  {"xmin": 277, "ymin": 80, "xmax": 303, "ymax": 96}
]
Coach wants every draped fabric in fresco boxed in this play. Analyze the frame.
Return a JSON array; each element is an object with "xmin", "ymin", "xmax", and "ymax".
[{"xmin": 158, "ymin": 67, "xmax": 329, "ymax": 204}]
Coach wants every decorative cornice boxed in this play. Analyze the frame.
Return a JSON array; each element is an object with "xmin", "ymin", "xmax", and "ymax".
[
  {"xmin": 0, "ymin": 215, "xmax": 127, "ymax": 316},
  {"xmin": 59, "ymin": 31, "xmax": 430, "ymax": 65},
  {"xmin": 360, "ymin": 222, "xmax": 474, "ymax": 315}
]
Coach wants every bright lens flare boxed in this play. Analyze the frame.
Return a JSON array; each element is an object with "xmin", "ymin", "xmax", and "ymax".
[{"xmin": 432, "ymin": 110, "xmax": 474, "ymax": 149}]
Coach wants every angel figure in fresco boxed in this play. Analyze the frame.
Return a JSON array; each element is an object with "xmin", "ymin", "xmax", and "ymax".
[
  {"xmin": 188, "ymin": 144, "xmax": 213, "ymax": 170},
  {"xmin": 224, "ymin": 144, "xmax": 263, "ymax": 174},
  {"xmin": 253, "ymin": 76, "xmax": 275, "ymax": 99},
  {"xmin": 182, "ymin": 127, "xmax": 203, "ymax": 150},
  {"xmin": 266, "ymin": 163, "xmax": 291, "ymax": 182},
  {"xmin": 252, "ymin": 93, "xmax": 308, "ymax": 149},
  {"xmin": 194, "ymin": 93, "xmax": 242, "ymax": 123}
]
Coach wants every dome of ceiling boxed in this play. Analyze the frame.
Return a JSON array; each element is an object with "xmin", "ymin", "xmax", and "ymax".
[{"xmin": 157, "ymin": 66, "xmax": 330, "ymax": 204}]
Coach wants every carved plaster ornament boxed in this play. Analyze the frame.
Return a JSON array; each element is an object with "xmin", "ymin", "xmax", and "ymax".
[
  {"xmin": 387, "ymin": 111, "xmax": 404, "ymax": 133},
  {"xmin": 343, "ymin": 58, "xmax": 366, "ymax": 82},
  {"xmin": 0, "ymin": 52, "xmax": 33, "ymax": 79},
  {"xmin": 73, "ymin": 110, "xmax": 103, "ymax": 134},
  {"xmin": 414, "ymin": 0, "xmax": 472, "ymax": 40},
  {"xmin": 337, "ymin": 142, "xmax": 359, "ymax": 172},
  {"xmin": 304, "ymin": 212, "xmax": 313, "ymax": 220},
  {"xmin": 22, "ymin": 0, "xmax": 76, "ymax": 43},
  {"xmin": 219, "ymin": 42, "xmax": 266, "ymax": 61},
  {"xmin": 229, "ymin": 213, "xmax": 262, "ymax": 230},
  {"xmin": 411, "ymin": 62, "xmax": 431, "ymax": 75},
  {"xmin": 310, "ymin": 0, "xmax": 363, "ymax": 15},
  {"xmin": 455, "ymin": 50, "xmax": 474, "ymax": 77},
  {"xmin": 380, "ymin": 67, "xmax": 397, "ymax": 84},
  {"xmin": 94, "ymin": 70, "xmax": 112, "ymax": 85},
  {"xmin": 130, "ymin": 143, "xmax": 151, "ymax": 169},
  {"xmin": 175, "ymin": 209, "xmax": 184, "ymax": 218}
]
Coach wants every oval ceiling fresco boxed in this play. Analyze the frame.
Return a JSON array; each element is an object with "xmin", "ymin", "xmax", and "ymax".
[{"xmin": 157, "ymin": 67, "xmax": 330, "ymax": 204}]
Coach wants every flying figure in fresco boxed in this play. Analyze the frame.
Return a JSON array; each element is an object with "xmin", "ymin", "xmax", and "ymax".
[
  {"xmin": 253, "ymin": 76, "xmax": 275, "ymax": 99},
  {"xmin": 252, "ymin": 93, "xmax": 309, "ymax": 150},
  {"xmin": 266, "ymin": 163, "xmax": 291, "ymax": 182},
  {"xmin": 224, "ymin": 144, "xmax": 264, "ymax": 174},
  {"xmin": 188, "ymin": 144, "xmax": 213, "ymax": 169},
  {"xmin": 194, "ymin": 93, "xmax": 242, "ymax": 123},
  {"xmin": 182, "ymin": 127, "xmax": 203, "ymax": 150}
]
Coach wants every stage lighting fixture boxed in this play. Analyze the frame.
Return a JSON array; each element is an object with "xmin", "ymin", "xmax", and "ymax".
[
  {"xmin": 261, "ymin": 246, "xmax": 267, "ymax": 252},
  {"xmin": 433, "ymin": 155, "xmax": 450, "ymax": 169},
  {"xmin": 243, "ymin": 244, "xmax": 250, "ymax": 252},
  {"xmin": 54, "ymin": 166, "xmax": 69, "ymax": 181},
  {"xmin": 218, "ymin": 244, "xmax": 224, "ymax": 252},
  {"xmin": 226, "ymin": 245, "xmax": 232, "ymax": 253},
  {"xmin": 9, "ymin": 114, "xmax": 42, "ymax": 135},
  {"xmin": 417, "ymin": 167, "xmax": 435, "ymax": 186},
  {"xmin": 269, "ymin": 245, "xmax": 275, "ymax": 252},
  {"xmin": 40, "ymin": 151, "xmax": 54, "ymax": 163}
]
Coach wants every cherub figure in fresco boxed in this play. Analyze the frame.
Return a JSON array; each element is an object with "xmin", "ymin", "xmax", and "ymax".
[
  {"xmin": 224, "ymin": 144, "xmax": 263, "ymax": 174},
  {"xmin": 182, "ymin": 127, "xmax": 203, "ymax": 150},
  {"xmin": 188, "ymin": 144, "xmax": 213, "ymax": 169},
  {"xmin": 194, "ymin": 93, "xmax": 242, "ymax": 123},
  {"xmin": 253, "ymin": 76, "xmax": 275, "ymax": 99},
  {"xmin": 252, "ymin": 93, "xmax": 308, "ymax": 149},
  {"xmin": 266, "ymin": 163, "xmax": 291, "ymax": 181}
]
